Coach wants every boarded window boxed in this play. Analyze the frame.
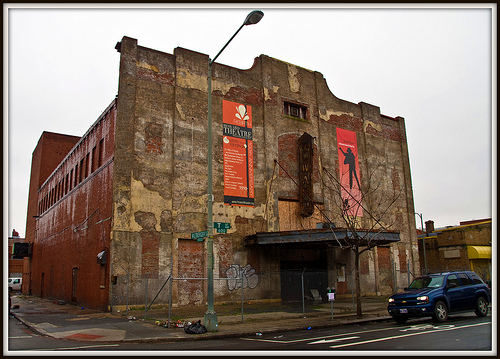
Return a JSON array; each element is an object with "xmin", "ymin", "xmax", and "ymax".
[{"xmin": 284, "ymin": 101, "xmax": 308, "ymax": 120}]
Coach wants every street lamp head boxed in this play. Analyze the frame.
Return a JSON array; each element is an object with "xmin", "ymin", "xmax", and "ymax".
[{"xmin": 243, "ymin": 10, "xmax": 264, "ymax": 26}]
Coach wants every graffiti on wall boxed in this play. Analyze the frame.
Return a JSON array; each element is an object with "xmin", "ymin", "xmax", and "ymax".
[{"xmin": 225, "ymin": 264, "xmax": 259, "ymax": 291}]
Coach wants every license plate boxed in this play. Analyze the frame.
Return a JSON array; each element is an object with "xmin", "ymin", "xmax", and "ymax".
[{"xmin": 399, "ymin": 309, "xmax": 408, "ymax": 314}]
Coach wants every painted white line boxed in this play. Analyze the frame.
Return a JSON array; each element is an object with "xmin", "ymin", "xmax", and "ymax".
[
  {"xmin": 308, "ymin": 336, "xmax": 360, "ymax": 345},
  {"xmin": 9, "ymin": 336, "xmax": 33, "ymax": 339},
  {"xmin": 329, "ymin": 322, "xmax": 490, "ymax": 349},
  {"xmin": 23, "ymin": 344, "xmax": 121, "ymax": 351},
  {"xmin": 400, "ymin": 324, "xmax": 456, "ymax": 332},
  {"xmin": 399, "ymin": 324, "xmax": 434, "ymax": 331},
  {"xmin": 241, "ymin": 326, "xmax": 395, "ymax": 344}
]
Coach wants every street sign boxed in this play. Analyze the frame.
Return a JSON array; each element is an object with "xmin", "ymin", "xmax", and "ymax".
[
  {"xmin": 214, "ymin": 222, "xmax": 231, "ymax": 230},
  {"xmin": 216, "ymin": 228, "xmax": 227, "ymax": 234},
  {"xmin": 191, "ymin": 230, "xmax": 208, "ymax": 240}
]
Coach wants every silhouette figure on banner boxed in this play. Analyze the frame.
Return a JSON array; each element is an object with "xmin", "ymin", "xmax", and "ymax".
[{"xmin": 339, "ymin": 147, "xmax": 361, "ymax": 190}]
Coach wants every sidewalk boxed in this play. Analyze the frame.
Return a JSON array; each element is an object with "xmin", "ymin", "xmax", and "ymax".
[{"xmin": 9, "ymin": 294, "xmax": 392, "ymax": 343}]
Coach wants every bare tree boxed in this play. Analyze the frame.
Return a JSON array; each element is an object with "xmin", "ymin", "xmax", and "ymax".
[
  {"xmin": 273, "ymin": 156, "xmax": 402, "ymax": 318},
  {"xmin": 322, "ymin": 163, "xmax": 402, "ymax": 318}
]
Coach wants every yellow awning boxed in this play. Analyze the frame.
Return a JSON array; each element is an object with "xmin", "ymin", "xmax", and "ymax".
[{"xmin": 467, "ymin": 246, "xmax": 491, "ymax": 259}]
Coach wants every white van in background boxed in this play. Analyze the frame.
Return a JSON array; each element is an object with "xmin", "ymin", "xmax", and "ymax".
[{"xmin": 8, "ymin": 277, "xmax": 22, "ymax": 292}]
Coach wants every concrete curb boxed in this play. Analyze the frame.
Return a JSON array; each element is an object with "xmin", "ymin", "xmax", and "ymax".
[{"xmin": 11, "ymin": 309, "xmax": 393, "ymax": 343}]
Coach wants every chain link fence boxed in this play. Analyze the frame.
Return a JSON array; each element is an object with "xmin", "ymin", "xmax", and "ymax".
[{"xmin": 108, "ymin": 268, "xmax": 344, "ymax": 324}]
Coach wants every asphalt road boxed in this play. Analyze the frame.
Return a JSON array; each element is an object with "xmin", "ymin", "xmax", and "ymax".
[{"xmin": 7, "ymin": 312, "xmax": 493, "ymax": 353}]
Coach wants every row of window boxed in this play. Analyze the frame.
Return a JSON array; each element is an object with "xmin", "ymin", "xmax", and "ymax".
[
  {"xmin": 35, "ymin": 101, "xmax": 304, "ymax": 215},
  {"xmin": 38, "ymin": 139, "xmax": 104, "ymax": 215}
]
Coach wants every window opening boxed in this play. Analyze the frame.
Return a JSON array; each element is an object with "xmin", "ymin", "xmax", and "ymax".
[
  {"xmin": 98, "ymin": 139, "xmax": 104, "ymax": 167},
  {"xmin": 284, "ymin": 101, "xmax": 308, "ymax": 120}
]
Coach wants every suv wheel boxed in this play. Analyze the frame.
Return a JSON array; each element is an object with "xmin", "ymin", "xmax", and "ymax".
[
  {"xmin": 475, "ymin": 297, "xmax": 488, "ymax": 317},
  {"xmin": 432, "ymin": 301, "xmax": 448, "ymax": 323}
]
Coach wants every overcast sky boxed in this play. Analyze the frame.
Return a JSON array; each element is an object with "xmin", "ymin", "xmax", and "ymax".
[{"xmin": 4, "ymin": 4, "xmax": 495, "ymax": 238}]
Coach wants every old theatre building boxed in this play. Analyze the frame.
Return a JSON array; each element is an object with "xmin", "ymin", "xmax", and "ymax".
[{"xmin": 25, "ymin": 36, "xmax": 418, "ymax": 310}]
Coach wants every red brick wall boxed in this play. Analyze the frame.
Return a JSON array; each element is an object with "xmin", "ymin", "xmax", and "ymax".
[
  {"xmin": 25, "ymin": 132, "xmax": 81, "ymax": 244},
  {"xmin": 377, "ymin": 246, "xmax": 393, "ymax": 290},
  {"xmin": 177, "ymin": 239, "xmax": 205, "ymax": 305},
  {"xmin": 29, "ymin": 102, "xmax": 115, "ymax": 310},
  {"xmin": 277, "ymin": 133, "xmax": 320, "ymax": 200},
  {"xmin": 141, "ymin": 231, "xmax": 160, "ymax": 276}
]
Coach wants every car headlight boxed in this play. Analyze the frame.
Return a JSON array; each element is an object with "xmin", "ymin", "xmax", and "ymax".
[
  {"xmin": 388, "ymin": 298, "xmax": 395, "ymax": 303},
  {"xmin": 416, "ymin": 296, "xmax": 429, "ymax": 303}
]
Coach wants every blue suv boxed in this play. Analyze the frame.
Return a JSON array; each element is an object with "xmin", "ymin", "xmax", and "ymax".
[{"xmin": 388, "ymin": 271, "xmax": 491, "ymax": 324}]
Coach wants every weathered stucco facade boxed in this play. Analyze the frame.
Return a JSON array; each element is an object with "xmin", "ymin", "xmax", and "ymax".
[
  {"xmin": 109, "ymin": 36, "xmax": 418, "ymax": 307},
  {"xmin": 26, "ymin": 36, "xmax": 418, "ymax": 311}
]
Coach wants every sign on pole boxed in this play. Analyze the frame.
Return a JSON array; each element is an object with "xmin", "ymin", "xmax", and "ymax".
[
  {"xmin": 191, "ymin": 230, "xmax": 208, "ymax": 240},
  {"xmin": 214, "ymin": 222, "xmax": 231, "ymax": 234},
  {"xmin": 214, "ymin": 222, "xmax": 231, "ymax": 229}
]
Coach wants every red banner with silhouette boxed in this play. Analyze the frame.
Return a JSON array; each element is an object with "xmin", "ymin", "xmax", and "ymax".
[{"xmin": 337, "ymin": 128, "xmax": 363, "ymax": 217}]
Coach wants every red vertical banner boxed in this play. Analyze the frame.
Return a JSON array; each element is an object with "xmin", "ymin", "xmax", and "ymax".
[
  {"xmin": 336, "ymin": 128, "xmax": 363, "ymax": 217},
  {"xmin": 223, "ymin": 100, "xmax": 254, "ymax": 207}
]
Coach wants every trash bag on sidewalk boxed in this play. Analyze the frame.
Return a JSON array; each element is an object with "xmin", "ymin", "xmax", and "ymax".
[{"xmin": 184, "ymin": 320, "xmax": 207, "ymax": 334}]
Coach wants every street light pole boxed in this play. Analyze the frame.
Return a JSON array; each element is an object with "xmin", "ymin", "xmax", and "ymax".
[
  {"xmin": 204, "ymin": 10, "xmax": 264, "ymax": 332},
  {"xmin": 415, "ymin": 212, "xmax": 428, "ymax": 275}
]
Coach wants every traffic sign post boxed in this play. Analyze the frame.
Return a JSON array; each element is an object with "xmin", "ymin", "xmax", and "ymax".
[{"xmin": 327, "ymin": 287, "xmax": 336, "ymax": 320}]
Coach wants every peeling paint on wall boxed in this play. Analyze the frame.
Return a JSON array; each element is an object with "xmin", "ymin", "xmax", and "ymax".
[
  {"xmin": 364, "ymin": 120, "xmax": 382, "ymax": 133},
  {"xmin": 213, "ymin": 79, "xmax": 239, "ymax": 96},
  {"xmin": 319, "ymin": 109, "xmax": 355, "ymax": 122},
  {"xmin": 130, "ymin": 177, "xmax": 170, "ymax": 232},
  {"xmin": 176, "ymin": 68, "xmax": 208, "ymax": 92},
  {"xmin": 287, "ymin": 64, "xmax": 300, "ymax": 93},
  {"xmin": 212, "ymin": 201, "xmax": 267, "ymax": 234},
  {"xmin": 263, "ymin": 85, "xmax": 279, "ymax": 101},
  {"xmin": 137, "ymin": 61, "xmax": 159, "ymax": 73}
]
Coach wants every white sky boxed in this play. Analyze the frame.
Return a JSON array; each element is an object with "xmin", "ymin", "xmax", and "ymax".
[{"xmin": 4, "ymin": 4, "xmax": 496, "ymax": 238}]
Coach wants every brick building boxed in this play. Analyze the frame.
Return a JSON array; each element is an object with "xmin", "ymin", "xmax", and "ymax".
[
  {"xmin": 418, "ymin": 219, "xmax": 492, "ymax": 281},
  {"xmin": 8, "ymin": 229, "xmax": 26, "ymax": 278},
  {"xmin": 25, "ymin": 108, "xmax": 114, "ymax": 310},
  {"xmin": 24, "ymin": 36, "xmax": 418, "ymax": 311}
]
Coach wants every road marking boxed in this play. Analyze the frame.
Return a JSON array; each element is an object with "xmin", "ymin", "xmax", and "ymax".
[
  {"xmin": 23, "ymin": 344, "xmax": 120, "ymax": 351},
  {"xmin": 400, "ymin": 324, "xmax": 434, "ymax": 331},
  {"xmin": 9, "ymin": 336, "xmax": 33, "ymax": 339},
  {"xmin": 400, "ymin": 324, "xmax": 455, "ymax": 332},
  {"xmin": 241, "ymin": 326, "xmax": 395, "ymax": 344},
  {"xmin": 329, "ymin": 322, "xmax": 490, "ymax": 349},
  {"xmin": 308, "ymin": 336, "xmax": 360, "ymax": 345}
]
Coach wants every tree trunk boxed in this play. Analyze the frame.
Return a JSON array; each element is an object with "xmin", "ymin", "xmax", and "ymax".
[{"xmin": 355, "ymin": 248, "xmax": 362, "ymax": 318}]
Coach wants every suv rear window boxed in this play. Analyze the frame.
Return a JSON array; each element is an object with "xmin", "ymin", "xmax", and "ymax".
[
  {"xmin": 467, "ymin": 272, "xmax": 485, "ymax": 285},
  {"xmin": 458, "ymin": 273, "xmax": 474, "ymax": 285}
]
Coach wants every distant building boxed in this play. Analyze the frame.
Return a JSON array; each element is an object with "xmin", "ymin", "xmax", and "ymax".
[
  {"xmin": 418, "ymin": 219, "xmax": 492, "ymax": 281},
  {"xmin": 8, "ymin": 229, "xmax": 26, "ymax": 278},
  {"xmin": 24, "ymin": 36, "xmax": 418, "ymax": 311}
]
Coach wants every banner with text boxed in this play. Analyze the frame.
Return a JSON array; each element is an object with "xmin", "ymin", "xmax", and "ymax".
[
  {"xmin": 223, "ymin": 100, "xmax": 254, "ymax": 207},
  {"xmin": 336, "ymin": 128, "xmax": 363, "ymax": 217}
]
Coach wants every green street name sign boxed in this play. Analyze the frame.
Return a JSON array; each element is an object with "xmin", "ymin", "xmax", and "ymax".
[
  {"xmin": 214, "ymin": 222, "xmax": 231, "ymax": 230},
  {"xmin": 191, "ymin": 230, "xmax": 208, "ymax": 240}
]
